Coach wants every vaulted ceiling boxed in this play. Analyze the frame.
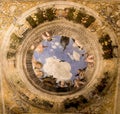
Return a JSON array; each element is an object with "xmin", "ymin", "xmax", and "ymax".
[{"xmin": 0, "ymin": 0, "xmax": 120, "ymax": 114}]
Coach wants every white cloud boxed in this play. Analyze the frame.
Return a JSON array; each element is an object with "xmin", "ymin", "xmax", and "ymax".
[
  {"xmin": 67, "ymin": 53, "xmax": 74, "ymax": 60},
  {"xmin": 52, "ymin": 45, "xmax": 56, "ymax": 49},
  {"xmin": 55, "ymin": 42, "xmax": 59, "ymax": 46},
  {"xmin": 73, "ymin": 51, "xmax": 80, "ymax": 61},
  {"xmin": 43, "ymin": 57, "xmax": 72, "ymax": 81}
]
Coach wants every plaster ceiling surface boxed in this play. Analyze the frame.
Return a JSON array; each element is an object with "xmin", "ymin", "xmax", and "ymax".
[{"xmin": 0, "ymin": 0, "xmax": 120, "ymax": 114}]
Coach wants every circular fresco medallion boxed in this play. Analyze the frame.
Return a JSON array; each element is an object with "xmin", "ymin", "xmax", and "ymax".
[{"xmin": 32, "ymin": 33, "xmax": 89, "ymax": 92}]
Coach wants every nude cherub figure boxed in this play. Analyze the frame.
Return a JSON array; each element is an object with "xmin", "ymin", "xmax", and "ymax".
[
  {"xmin": 74, "ymin": 78, "xmax": 85, "ymax": 88},
  {"xmin": 85, "ymin": 54, "xmax": 94, "ymax": 67},
  {"xmin": 41, "ymin": 31, "xmax": 52, "ymax": 41}
]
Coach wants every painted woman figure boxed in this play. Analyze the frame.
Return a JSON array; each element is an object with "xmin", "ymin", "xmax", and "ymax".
[{"xmin": 60, "ymin": 36, "xmax": 70, "ymax": 51}]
